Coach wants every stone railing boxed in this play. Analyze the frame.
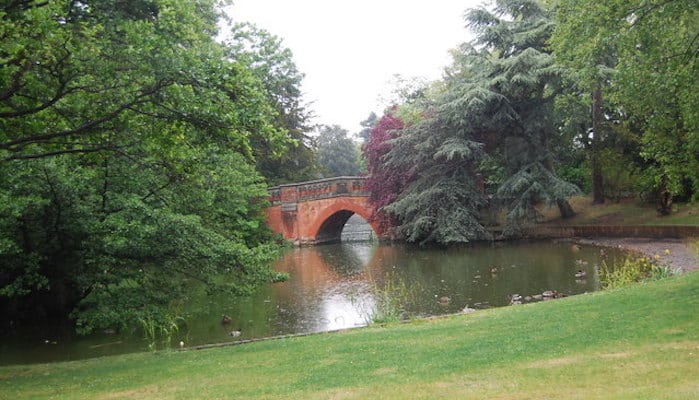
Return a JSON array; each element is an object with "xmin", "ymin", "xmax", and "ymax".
[{"xmin": 268, "ymin": 176, "xmax": 368, "ymax": 206}]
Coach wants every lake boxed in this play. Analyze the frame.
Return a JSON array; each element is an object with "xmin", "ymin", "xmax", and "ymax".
[{"xmin": 0, "ymin": 239, "xmax": 622, "ymax": 365}]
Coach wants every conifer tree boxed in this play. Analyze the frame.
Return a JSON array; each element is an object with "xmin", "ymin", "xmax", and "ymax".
[
  {"xmin": 461, "ymin": 0, "xmax": 579, "ymax": 236},
  {"xmin": 370, "ymin": 0, "xmax": 579, "ymax": 243}
]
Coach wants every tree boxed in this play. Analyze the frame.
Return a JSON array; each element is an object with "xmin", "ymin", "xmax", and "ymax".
[
  {"xmin": 357, "ymin": 112, "xmax": 378, "ymax": 143},
  {"xmin": 1, "ymin": 0, "xmax": 287, "ymax": 334},
  {"xmin": 461, "ymin": 0, "xmax": 580, "ymax": 234},
  {"xmin": 552, "ymin": 0, "xmax": 699, "ymax": 211},
  {"xmin": 363, "ymin": 112, "xmax": 408, "ymax": 235},
  {"xmin": 382, "ymin": 112, "xmax": 491, "ymax": 244},
  {"xmin": 225, "ymin": 23, "xmax": 319, "ymax": 184},
  {"xmin": 316, "ymin": 125, "xmax": 361, "ymax": 177}
]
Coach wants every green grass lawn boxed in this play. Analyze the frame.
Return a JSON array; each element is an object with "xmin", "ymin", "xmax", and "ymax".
[{"xmin": 2, "ymin": 272, "xmax": 698, "ymax": 399}]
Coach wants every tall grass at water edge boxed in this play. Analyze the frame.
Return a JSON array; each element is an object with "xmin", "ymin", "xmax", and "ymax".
[{"xmin": 600, "ymin": 252, "xmax": 679, "ymax": 290}]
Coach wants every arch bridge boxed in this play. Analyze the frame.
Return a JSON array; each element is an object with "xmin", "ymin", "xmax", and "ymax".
[{"xmin": 265, "ymin": 176, "xmax": 388, "ymax": 245}]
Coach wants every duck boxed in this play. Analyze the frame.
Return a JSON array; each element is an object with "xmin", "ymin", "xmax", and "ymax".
[
  {"xmin": 462, "ymin": 305, "xmax": 477, "ymax": 314},
  {"xmin": 221, "ymin": 314, "xmax": 232, "ymax": 325},
  {"xmin": 438, "ymin": 296, "xmax": 451, "ymax": 305},
  {"xmin": 228, "ymin": 330, "xmax": 242, "ymax": 337},
  {"xmin": 509, "ymin": 294, "xmax": 523, "ymax": 305},
  {"xmin": 574, "ymin": 270, "xmax": 587, "ymax": 278}
]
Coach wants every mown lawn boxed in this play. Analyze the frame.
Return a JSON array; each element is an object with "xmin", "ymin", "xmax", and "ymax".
[{"xmin": 2, "ymin": 272, "xmax": 698, "ymax": 399}]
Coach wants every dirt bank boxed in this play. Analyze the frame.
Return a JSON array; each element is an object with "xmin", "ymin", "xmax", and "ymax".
[{"xmin": 574, "ymin": 237, "xmax": 699, "ymax": 273}]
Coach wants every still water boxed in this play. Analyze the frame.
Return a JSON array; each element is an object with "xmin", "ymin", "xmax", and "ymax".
[{"xmin": 0, "ymin": 240, "xmax": 622, "ymax": 365}]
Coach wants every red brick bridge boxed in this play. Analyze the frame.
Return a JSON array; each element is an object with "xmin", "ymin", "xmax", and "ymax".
[{"xmin": 266, "ymin": 176, "xmax": 389, "ymax": 245}]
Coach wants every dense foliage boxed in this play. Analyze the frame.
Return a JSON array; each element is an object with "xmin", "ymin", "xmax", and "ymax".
[
  {"xmin": 363, "ymin": 112, "xmax": 407, "ymax": 235},
  {"xmin": 225, "ymin": 22, "xmax": 319, "ymax": 184},
  {"xmin": 0, "ymin": 0, "xmax": 293, "ymax": 334},
  {"xmin": 364, "ymin": 0, "xmax": 696, "ymax": 244},
  {"xmin": 552, "ymin": 0, "xmax": 698, "ymax": 212},
  {"xmin": 366, "ymin": 0, "xmax": 578, "ymax": 243}
]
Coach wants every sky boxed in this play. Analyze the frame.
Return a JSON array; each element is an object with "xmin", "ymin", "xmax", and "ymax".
[{"xmin": 223, "ymin": 0, "xmax": 482, "ymax": 134}]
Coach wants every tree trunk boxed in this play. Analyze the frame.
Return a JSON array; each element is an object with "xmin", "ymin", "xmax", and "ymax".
[
  {"xmin": 556, "ymin": 198, "xmax": 576, "ymax": 219},
  {"xmin": 590, "ymin": 86, "xmax": 605, "ymax": 204}
]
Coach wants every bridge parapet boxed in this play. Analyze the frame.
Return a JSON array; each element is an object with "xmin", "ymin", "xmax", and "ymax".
[{"xmin": 268, "ymin": 176, "xmax": 367, "ymax": 205}]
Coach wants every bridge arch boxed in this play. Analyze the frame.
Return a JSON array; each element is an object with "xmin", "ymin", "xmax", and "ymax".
[{"xmin": 311, "ymin": 199, "xmax": 381, "ymax": 244}]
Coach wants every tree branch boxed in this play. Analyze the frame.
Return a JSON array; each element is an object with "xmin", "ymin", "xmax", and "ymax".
[
  {"xmin": 0, "ymin": 79, "xmax": 174, "ymax": 152},
  {"xmin": 2, "ymin": 0, "xmax": 49, "ymax": 14},
  {"xmin": 2, "ymin": 145, "xmax": 120, "ymax": 161}
]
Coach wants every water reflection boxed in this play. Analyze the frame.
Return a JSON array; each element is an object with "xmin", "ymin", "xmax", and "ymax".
[
  {"xmin": 271, "ymin": 244, "xmax": 376, "ymax": 333},
  {"xmin": 0, "ymin": 240, "xmax": 624, "ymax": 365}
]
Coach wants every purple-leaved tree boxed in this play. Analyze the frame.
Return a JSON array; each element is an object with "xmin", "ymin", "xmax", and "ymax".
[{"xmin": 363, "ymin": 111, "xmax": 411, "ymax": 235}]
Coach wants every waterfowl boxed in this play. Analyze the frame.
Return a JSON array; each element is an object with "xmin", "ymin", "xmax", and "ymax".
[
  {"xmin": 228, "ymin": 330, "xmax": 242, "ymax": 337},
  {"xmin": 575, "ymin": 270, "xmax": 587, "ymax": 278},
  {"xmin": 438, "ymin": 296, "xmax": 451, "ymax": 305},
  {"xmin": 509, "ymin": 294, "xmax": 523, "ymax": 305},
  {"xmin": 221, "ymin": 314, "xmax": 232, "ymax": 324}
]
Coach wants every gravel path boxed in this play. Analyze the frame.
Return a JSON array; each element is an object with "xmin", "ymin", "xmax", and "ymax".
[{"xmin": 574, "ymin": 237, "xmax": 699, "ymax": 273}]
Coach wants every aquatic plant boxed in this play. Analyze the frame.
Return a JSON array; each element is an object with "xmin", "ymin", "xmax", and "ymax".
[
  {"xmin": 354, "ymin": 272, "xmax": 422, "ymax": 324},
  {"xmin": 600, "ymin": 255, "xmax": 677, "ymax": 290},
  {"xmin": 139, "ymin": 315, "xmax": 184, "ymax": 352}
]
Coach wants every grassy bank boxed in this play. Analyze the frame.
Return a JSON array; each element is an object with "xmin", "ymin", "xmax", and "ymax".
[
  {"xmin": 2, "ymin": 272, "xmax": 698, "ymax": 399},
  {"xmin": 541, "ymin": 196, "xmax": 699, "ymax": 226}
]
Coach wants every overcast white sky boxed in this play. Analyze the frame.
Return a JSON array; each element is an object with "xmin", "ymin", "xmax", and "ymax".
[{"xmin": 224, "ymin": 1, "xmax": 482, "ymax": 134}]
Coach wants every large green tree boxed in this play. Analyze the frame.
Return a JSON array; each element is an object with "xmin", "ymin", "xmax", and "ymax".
[
  {"xmin": 225, "ymin": 22, "xmax": 319, "ymax": 184},
  {"xmin": 461, "ymin": 0, "xmax": 579, "ymax": 234},
  {"xmin": 552, "ymin": 0, "xmax": 698, "ymax": 211},
  {"xmin": 1, "ymin": 0, "xmax": 287, "ymax": 334}
]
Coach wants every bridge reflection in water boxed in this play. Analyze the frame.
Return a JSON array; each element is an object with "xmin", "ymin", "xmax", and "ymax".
[
  {"xmin": 266, "ymin": 176, "xmax": 388, "ymax": 245},
  {"xmin": 272, "ymin": 243, "xmax": 379, "ymax": 332}
]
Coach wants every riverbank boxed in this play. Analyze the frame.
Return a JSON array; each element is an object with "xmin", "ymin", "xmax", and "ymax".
[
  {"xmin": 574, "ymin": 237, "xmax": 699, "ymax": 273},
  {"xmin": 2, "ymin": 270, "xmax": 697, "ymax": 399},
  {"xmin": 542, "ymin": 196, "xmax": 699, "ymax": 272}
]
